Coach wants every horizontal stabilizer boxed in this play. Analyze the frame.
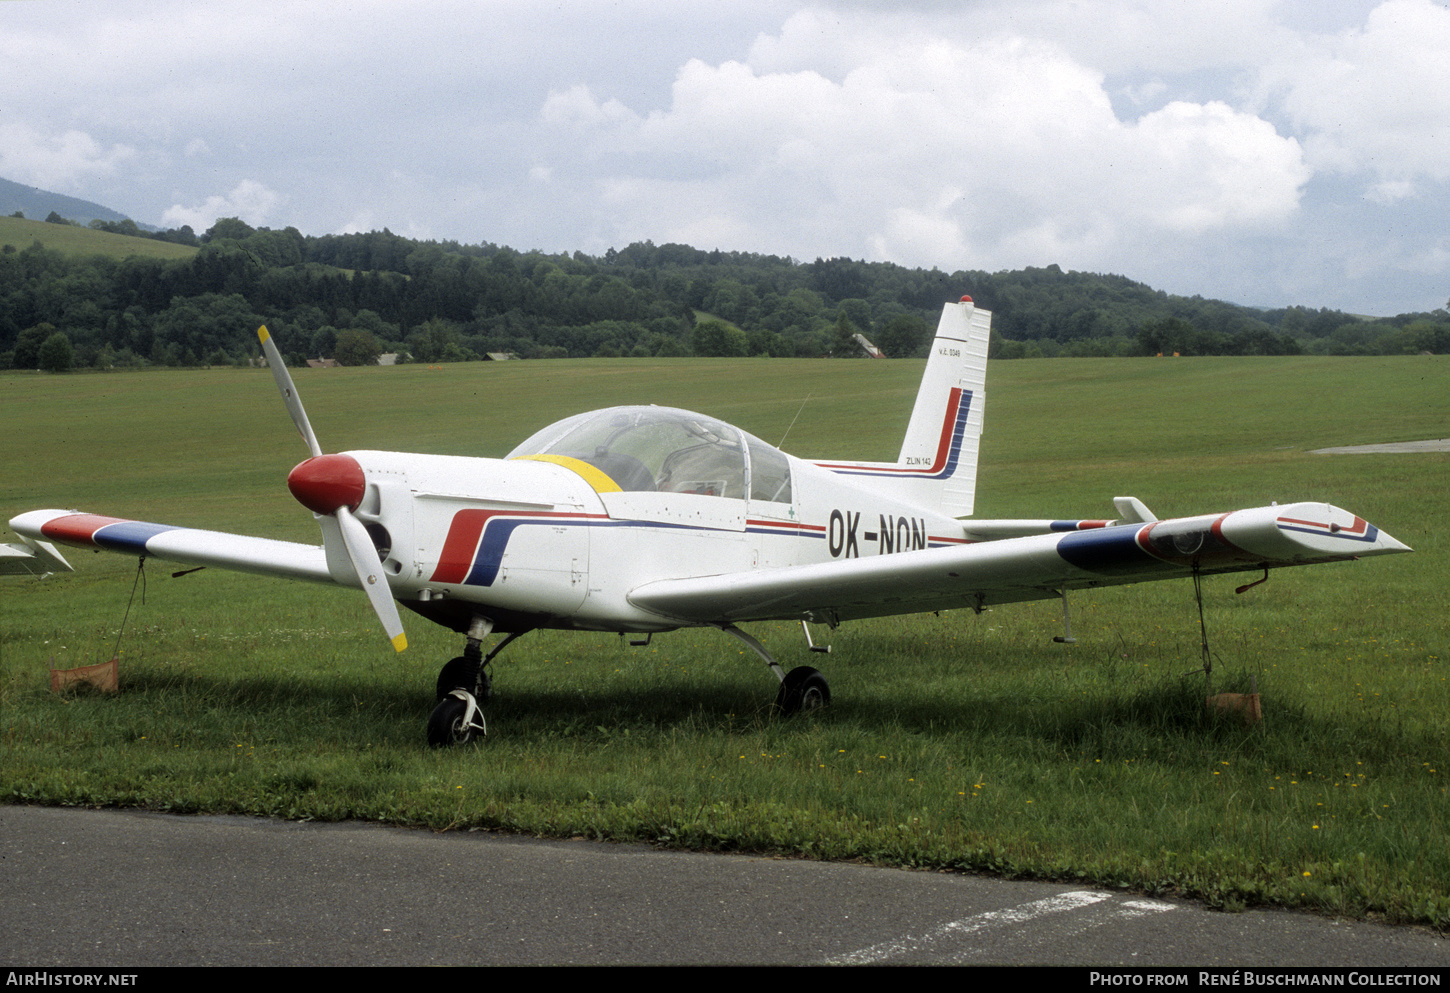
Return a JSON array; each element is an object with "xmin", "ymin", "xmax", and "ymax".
[
  {"xmin": 964, "ymin": 497, "xmax": 1159, "ymax": 540},
  {"xmin": 0, "ymin": 535, "xmax": 74, "ymax": 577},
  {"xmin": 1113, "ymin": 496, "xmax": 1157, "ymax": 523}
]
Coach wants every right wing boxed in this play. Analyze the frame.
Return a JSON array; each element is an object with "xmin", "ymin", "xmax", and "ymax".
[
  {"xmin": 627, "ymin": 502, "xmax": 1410, "ymax": 625},
  {"xmin": 7, "ymin": 510, "xmax": 331, "ymax": 583}
]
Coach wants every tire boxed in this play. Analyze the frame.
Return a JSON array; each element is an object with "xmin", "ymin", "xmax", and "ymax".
[
  {"xmin": 775, "ymin": 665, "xmax": 831, "ymax": 715},
  {"xmin": 427, "ymin": 694, "xmax": 478, "ymax": 747}
]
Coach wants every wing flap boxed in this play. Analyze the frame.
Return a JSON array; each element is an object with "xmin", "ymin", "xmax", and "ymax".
[{"xmin": 9, "ymin": 510, "xmax": 331, "ymax": 584}]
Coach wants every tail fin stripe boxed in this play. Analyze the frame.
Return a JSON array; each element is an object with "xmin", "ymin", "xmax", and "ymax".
[{"xmin": 817, "ymin": 388, "xmax": 971, "ymax": 479}]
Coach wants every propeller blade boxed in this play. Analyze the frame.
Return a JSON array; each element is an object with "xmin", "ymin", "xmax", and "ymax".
[
  {"xmin": 257, "ymin": 326, "xmax": 322, "ymax": 458},
  {"xmin": 336, "ymin": 506, "xmax": 408, "ymax": 653},
  {"xmin": 258, "ymin": 326, "xmax": 404, "ymax": 653}
]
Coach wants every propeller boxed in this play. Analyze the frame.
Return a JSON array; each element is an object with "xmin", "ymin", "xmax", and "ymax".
[{"xmin": 257, "ymin": 326, "xmax": 407, "ymax": 653}]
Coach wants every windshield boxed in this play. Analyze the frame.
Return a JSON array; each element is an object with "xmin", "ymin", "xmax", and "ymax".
[{"xmin": 508, "ymin": 406, "xmax": 790, "ymax": 503}]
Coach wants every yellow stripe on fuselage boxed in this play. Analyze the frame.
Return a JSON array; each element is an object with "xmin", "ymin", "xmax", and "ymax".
[{"xmin": 512, "ymin": 454, "xmax": 623, "ymax": 493}]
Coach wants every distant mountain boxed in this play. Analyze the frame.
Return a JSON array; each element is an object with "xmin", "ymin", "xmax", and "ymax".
[{"xmin": 0, "ymin": 176, "xmax": 149, "ymax": 229}]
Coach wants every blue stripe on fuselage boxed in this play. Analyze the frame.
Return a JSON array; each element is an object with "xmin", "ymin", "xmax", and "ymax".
[
  {"xmin": 1277, "ymin": 522, "xmax": 1380, "ymax": 543},
  {"xmin": 462, "ymin": 517, "xmax": 743, "ymax": 587}
]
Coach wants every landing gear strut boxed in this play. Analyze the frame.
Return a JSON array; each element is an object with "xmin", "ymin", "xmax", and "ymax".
[
  {"xmin": 426, "ymin": 617, "xmax": 529, "ymax": 747},
  {"xmin": 719, "ymin": 624, "xmax": 832, "ymax": 716}
]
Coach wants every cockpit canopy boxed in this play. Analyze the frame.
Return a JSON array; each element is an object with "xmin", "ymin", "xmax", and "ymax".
[{"xmin": 508, "ymin": 406, "xmax": 791, "ymax": 503}]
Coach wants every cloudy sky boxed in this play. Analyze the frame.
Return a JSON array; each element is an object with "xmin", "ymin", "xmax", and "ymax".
[{"xmin": 4, "ymin": 0, "xmax": 1448, "ymax": 315}]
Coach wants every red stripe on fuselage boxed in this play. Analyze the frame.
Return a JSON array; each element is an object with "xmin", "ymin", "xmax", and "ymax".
[
  {"xmin": 429, "ymin": 509, "xmax": 605, "ymax": 585},
  {"xmin": 745, "ymin": 519, "xmax": 826, "ymax": 534}
]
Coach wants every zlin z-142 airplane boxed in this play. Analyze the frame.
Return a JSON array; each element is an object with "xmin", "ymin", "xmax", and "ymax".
[{"xmin": 4, "ymin": 298, "xmax": 1410, "ymax": 745}]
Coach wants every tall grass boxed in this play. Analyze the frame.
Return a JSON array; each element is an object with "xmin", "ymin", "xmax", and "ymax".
[{"xmin": 3, "ymin": 356, "xmax": 1445, "ymax": 926}]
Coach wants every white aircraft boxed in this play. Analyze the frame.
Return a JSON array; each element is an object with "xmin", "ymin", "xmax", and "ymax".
[{"xmin": 4, "ymin": 298, "xmax": 1411, "ymax": 745}]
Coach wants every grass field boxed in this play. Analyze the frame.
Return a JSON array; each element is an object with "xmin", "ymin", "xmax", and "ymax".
[
  {"xmin": 2, "ymin": 355, "xmax": 1446, "ymax": 927},
  {"xmin": 0, "ymin": 215, "xmax": 199, "ymax": 262}
]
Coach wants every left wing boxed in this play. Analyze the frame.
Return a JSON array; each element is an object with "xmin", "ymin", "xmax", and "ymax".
[
  {"xmin": 8, "ymin": 510, "xmax": 331, "ymax": 583},
  {"xmin": 628, "ymin": 502, "xmax": 1409, "ymax": 624}
]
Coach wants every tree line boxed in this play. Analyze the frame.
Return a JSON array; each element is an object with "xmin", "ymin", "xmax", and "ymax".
[{"xmin": 3, "ymin": 214, "xmax": 1448, "ymax": 371}]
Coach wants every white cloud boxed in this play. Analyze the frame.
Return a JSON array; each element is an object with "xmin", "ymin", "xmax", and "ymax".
[
  {"xmin": 160, "ymin": 179, "xmax": 282, "ymax": 232},
  {"xmin": 3, "ymin": 0, "xmax": 1446, "ymax": 312},
  {"xmin": 337, "ymin": 210, "xmax": 379, "ymax": 235},
  {"xmin": 1273, "ymin": 0, "xmax": 1450, "ymax": 186},
  {"xmin": 0, "ymin": 123, "xmax": 136, "ymax": 191},
  {"xmin": 1125, "ymin": 101, "xmax": 1309, "ymax": 233},
  {"xmin": 1364, "ymin": 179, "xmax": 1416, "ymax": 205},
  {"xmin": 749, "ymin": 1, "xmax": 1300, "ymax": 80},
  {"xmin": 539, "ymin": 26, "xmax": 1308, "ymax": 274},
  {"xmin": 872, "ymin": 207, "xmax": 970, "ymax": 269},
  {"xmin": 541, "ymin": 85, "xmax": 639, "ymax": 128}
]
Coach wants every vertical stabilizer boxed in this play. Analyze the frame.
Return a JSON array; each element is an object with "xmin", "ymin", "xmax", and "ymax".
[{"xmin": 813, "ymin": 298, "xmax": 991, "ymax": 517}]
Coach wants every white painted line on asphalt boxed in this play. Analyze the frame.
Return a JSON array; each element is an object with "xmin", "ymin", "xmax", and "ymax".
[
  {"xmin": 1121, "ymin": 900, "xmax": 1176, "ymax": 916},
  {"xmin": 825, "ymin": 889, "xmax": 1111, "ymax": 964},
  {"xmin": 937, "ymin": 896, "xmax": 1179, "ymax": 963}
]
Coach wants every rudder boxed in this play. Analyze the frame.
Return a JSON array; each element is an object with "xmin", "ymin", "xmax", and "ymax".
[{"xmin": 813, "ymin": 298, "xmax": 991, "ymax": 517}]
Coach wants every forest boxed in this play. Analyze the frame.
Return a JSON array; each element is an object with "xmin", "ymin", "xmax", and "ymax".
[{"xmin": 3, "ymin": 212, "xmax": 1449, "ymax": 371}]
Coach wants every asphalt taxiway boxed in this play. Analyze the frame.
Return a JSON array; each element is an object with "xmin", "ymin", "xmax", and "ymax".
[{"xmin": 3, "ymin": 806, "xmax": 1447, "ymax": 967}]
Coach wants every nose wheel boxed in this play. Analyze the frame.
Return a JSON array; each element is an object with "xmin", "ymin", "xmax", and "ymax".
[
  {"xmin": 436, "ymin": 654, "xmax": 491, "ymax": 702},
  {"xmin": 428, "ymin": 692, "xmax": 485, "ymax": 747},
  {"xmin": 426, "ymin": 624, "xmax": 527, "ymax": 747}
]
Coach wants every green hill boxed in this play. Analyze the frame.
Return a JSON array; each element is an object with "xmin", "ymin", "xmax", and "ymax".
[
  {"xmin": 0, "ymin": 215, "xmax": 197, "ymax": 262},
  {"xmin": 3, "ymin": 208, "xmax": 1446, "ymax": 370}
]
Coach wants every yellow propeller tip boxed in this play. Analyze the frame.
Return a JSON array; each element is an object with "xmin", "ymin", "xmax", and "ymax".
[
  {"xmin": 391, "ymin": 633, "xmax": 408, "ymax": 653},
  {"xmin": 257, "ymin": 325, "xmax": 271, "ymax": 343}
]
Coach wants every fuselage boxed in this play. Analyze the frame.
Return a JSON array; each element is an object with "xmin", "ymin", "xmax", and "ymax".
[{"xmin": 340, "ymin": 404, "xmax": 970, "ymax": 634}]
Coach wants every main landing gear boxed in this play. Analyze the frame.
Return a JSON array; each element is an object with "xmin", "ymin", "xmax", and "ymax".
[
  {"xmin": 426, "ymin": 620, "xmax": 832, "ymax": 746},
  {"xmin": 776, "ymin": 664, "xmax": 831, "ymax": 714},
  {"xmin": 426, "ymin": 617, "xmax": 528, "ymax": 748},
  {"xmin": 720, "ymin": 624, "xmax": 832, "ymax": 716}
]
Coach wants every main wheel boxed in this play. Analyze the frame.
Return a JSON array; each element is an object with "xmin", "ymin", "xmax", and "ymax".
[
  {"xmin": 435, "ymin": 656, "xmax": 491, "ymax": 702},
  {"xmin": 775, "ymin": 665, "xmax": 831, "ymax": 715},
  {"xmin": 427, "ymin": 694, "xmax": 480, "ymax": 747}
]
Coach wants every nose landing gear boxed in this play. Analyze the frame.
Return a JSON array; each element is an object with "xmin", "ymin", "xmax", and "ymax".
[{"xmin": 426, "ymin": 617, "xmax": 529, "ymax": 747}]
